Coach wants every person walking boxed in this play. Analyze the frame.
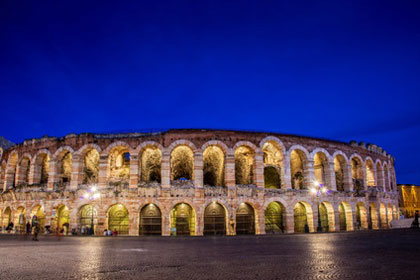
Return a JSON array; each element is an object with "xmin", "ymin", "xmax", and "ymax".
[
  {"xmin": 412, "ymin": 210, "xmax": 419, "ymax": 229},
  {"xmin": 32, "ymin": 215, "xmax": 40, "ymax": 241},
  {"xmin": 25, "ymin": 221, "xmax": 32, "ymax": 240}
]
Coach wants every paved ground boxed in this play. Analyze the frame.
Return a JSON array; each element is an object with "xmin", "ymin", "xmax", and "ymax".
[{"xmin": 0, "ymin": 229, "xmax": 419, "ymax": 280}]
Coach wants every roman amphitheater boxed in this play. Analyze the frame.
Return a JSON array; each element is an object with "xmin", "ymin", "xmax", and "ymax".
[{"xmin": 0, "ymin": 129, "xmax": 399, "ymax": 236}]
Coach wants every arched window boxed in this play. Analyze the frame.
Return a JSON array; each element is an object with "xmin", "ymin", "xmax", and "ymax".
[
  {"xmin": 235, "ymin": 146, "xmax": 254, "ymax": 185},
  {"xmin": 171, "ymin": 146, "xmax": 194, "ymax": 181},
  {"xmin": 263, "ymin": 141, "xmax": 283, "ymax": 189},
  {"xmin": 141, "ymin": 147, "xmax": 162, "ymax": 183},
  {"xmin": 203, "ymin": 146, "xmax": 225, "ymax": 186}
]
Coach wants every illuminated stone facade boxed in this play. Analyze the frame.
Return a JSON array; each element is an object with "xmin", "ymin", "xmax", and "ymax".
[
  {"xmin": 0, "ymin": 129, "xmax": 399, "ymax": 236},
  {"xmin": 398, "ymin": 184, "xmax": 420, "ymax": 218}
]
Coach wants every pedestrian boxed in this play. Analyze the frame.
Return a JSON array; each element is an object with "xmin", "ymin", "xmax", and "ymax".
[
  {"xmin": 412, "ymin": 210, "xmax": 419, "ymax": 229},
  {"xmin": 304, "ymin": 224, "xmax": 309, "ymax": 233},
  {"xmin": 108, "ymin": 229, "xmax": 112, "ymax": 236},
  {"xmin": 113, "ymin": 229, "xmax": 118, "ymax": 236},
  {"xmin": 26, "ymin": 222, "xmax": 32, "ymax": 238},
  {"xmin": 104, "ymin": 229, "xmax": 108, "ymax": 236},
  {"xmin": 32, "ymin": 215, "xmax": 40, "ymax": 241}
]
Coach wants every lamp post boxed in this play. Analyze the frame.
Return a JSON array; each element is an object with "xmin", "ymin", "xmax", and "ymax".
[
  {"xmin": 82, "ymin": 185, "xmax": 100, "ymax": 235},
  {"xmin": 311, "ymin": 181, "xmax": 328, "ymax": 233}
]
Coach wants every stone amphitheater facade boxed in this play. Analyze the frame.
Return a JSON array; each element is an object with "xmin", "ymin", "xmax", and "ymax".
[{"xmin": 0, "ymin": 129, "xmax": 399, "ymax": 236}]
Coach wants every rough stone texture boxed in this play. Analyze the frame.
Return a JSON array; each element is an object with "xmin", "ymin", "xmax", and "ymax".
[{"xmin": 0, "ymin": 129, "xmax": 398, "ymax": 236}]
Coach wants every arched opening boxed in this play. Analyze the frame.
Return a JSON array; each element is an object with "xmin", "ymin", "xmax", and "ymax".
[
  {"xmin": 294, "ymin": 202, "xmax": 312, "ymax": 233},
  {"xmin": 356, "ymin": 202, "xmax": 368, "ymax": 230},
  {"xmin": 263, "ymin": 141, "xmax": 283, "ymax": 189},
  {"xmin": 236, "ymin": 203, "xmax": 255, "ymax": 235},
  {"xmin": 369, "ymin": 203, "xmax": 378, "ymax": 230},
  {"xmin": 5, "ymin": 153, "xmax": 18, "ymax": 188},
  {"xmin": 170, "ymin": 203, "xmax": 196, "ymax": 236},
  {"xmin": 57, "ymin": 151, "xmax": 72, "ymax": 184},
  {"xmin": 204, "ymin": 202, "xmax": 226, "ymax": 235},
  {"xmin": 203, "ymin": 146, "xmax": 225, "ymax": 186},
  {"xmin": 31, "ymin": 205, "xmax": 45, "ymax": 233},
  {"xmin": 56, "ymin": 205, "xmax": 70, "ymax": 235},
  {"xmin": 265, "ymin": 202, "xmax": 285, "ymax": 234},
  {"xmin": 334, "ymin": 155, "xmax": 346, "ymax": 191},
  {"xmin": 379, "ymin": 203, "xmax": 387, "ymax": 229},
  {"xmin": 290, "ymin": 150, "xmax": 307, "ymax": 189},
  {"xmin": 387, "ymin": 204, "xmax": 393, "ymax": 227},
  {"xmin": 319, "ymin": 202, "xmax": 334, "ymax": 232},
  {"xmin": 82, "ymin": 149, "xmax": 99, "ymax": 184},
  {"xmin": 366, "ymin": 159, "xmax": 375, "ymax": 187},
  {"xmin": 384, "ymin": 165, "xmax": 390, "ymax": 192},
  {"xmin": 235, "ymin": 146, "xmax": 254, "ymax": 185},
  {"xmin": 140, "ymin": 147, "xmax": 162, "ymax": 183},
  {"xmin": 107, "ymin": 204, "xmax": 129, "ymax": 235},
  {"xmin": 376, "ymin": 162, "xmax": 384, "ymax": 190},
  {"xmin": 338, "ymin": 203, "xmax": 346, "ymax": 231},
  {"xmin": 339, "ymin": 202, "xmax": 353, "ymax": 231},
  {"xmin": 108, "ymin": 146, "xmax": 130, "ymax": 184},
  {"xmin": 17, "ymin": 157, "xmax": 30, "ymax": 185},
  {"xmin": 171, "ymin": 146, "xmax": 194, "ymax": 181},
  {"xmin": 79, "ymin": 204, "xmax": 97, "ymax": 235},
  {"xmin": 392, "ymin": 205, "xmax": 398, "ymax": 220},
  {"xmin": 3, "ymin": 207, "xmax": 12, "ymax": 230},
  {"xmin": 139, "ymin": 204, "xmax": 162, "ymax": 235},
  {"xmin": 314, "ymin": 152, "xmax": 329, "ymax": 187},
  {"xmin": 34, "ymin": 153, "xmax": 50, "ymax": 185},
  {"xmin": 15, "ymin": 206, "xmax": 26, "ymax": 233},
  {"xmin": 351, "ymin": 157, "xmax": 364, "ymax": 194}
]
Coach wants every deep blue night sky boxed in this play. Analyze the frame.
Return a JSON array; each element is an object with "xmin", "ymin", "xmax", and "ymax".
[{"xmin": 0, "ymin": 1, "xmax": 419, "ymax": 184}]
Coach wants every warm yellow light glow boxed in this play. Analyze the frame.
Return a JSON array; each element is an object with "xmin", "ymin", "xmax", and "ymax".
[
  {"xmin": 321, "ymin": 187, "xmax": 327, "ymax": 193},
  {"xmin": 91, "ymin": 186, "xmax": 97, "ymax": 192},
  {"xmin": 310, "ymin": 188, "xmax": 317, "ymax": 194},
  {"xmin": 314, "ymin": 181, "xmax": 319, "ymax": 187},
  {"xmin": 93, "ymin": 193, "xmax": 100, "ymax": 199},
  {"xmin": 84, "ymin": 193, "xmax": 90, "ymax": 199}
]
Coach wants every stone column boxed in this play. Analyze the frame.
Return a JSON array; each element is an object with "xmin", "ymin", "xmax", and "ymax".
[
  {"xmin": 70, "ymin": 155, "xmax": 82, "ymax": 190},
  {"xmin": 304, "ymin": 159, "xmax": 315, "ymax": 190},
  {"xmin": 98, "ymin": 156, "xmax": 108, "ymax": 188},
  {"xmin": 225, "ymin": 151, "xmax": 235, "ymax": 188},
  {"xmin": 196, "ymin": 211, "xmax": 204, "ymax": 236},
  {"xmin": 254, "ymin": 150, "xmax": 264, "ymax": 189},
  {"xmin": 129, "ymin": 155, "xmax": 139, "ymax": 189},
  {"xmin": 47, "ymin": 159, "xmax": 57, "ymax": 190},
  {"xmin": 362, "ymin": 163, "xmax": 368, "ymax": 190},
  {"xmin": 162, "ymin": 211, "xmax": 171, "ymax": 236},
  {"xmin": 256, "ymin": 208, "xmax": 265, "ymax": 235},
  {"xmin": 344, "ymin": 163, "xmax": 353, "ymax": 192},
  {"xmin": 161, "ymin": 150, "xmax": 170, "ymax": 189},
  {"xmin": 334, "ymin": 206, "xmax": 340, "ymax": 232},
  {"xmin": 193, "ymin": 152, "xmax": 203, "ymax": 188},
  {"xmin": 285, "ymin": 212, "xmax": 295, "ymax": 233},
  {"xmin": 129, "ymin": 211, "xmax": 139, "ymax": 236},
  {"xmin": 327, "ymin": 162, "xmax": 337, "ymax": 191},
  {"xmin": 282, "ymin": 158, "xmax": 292, "ymax": 189}
]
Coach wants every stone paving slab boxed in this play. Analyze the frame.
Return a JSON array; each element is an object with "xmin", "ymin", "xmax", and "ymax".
[{"xmin": 0, "ymin": 229, "xmax": 419, "ymax": 280}]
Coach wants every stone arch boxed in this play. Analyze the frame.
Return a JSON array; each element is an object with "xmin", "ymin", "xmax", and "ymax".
[
  {"xmin": 14, "ymin": 206, "xmax": 26, "ymax": 233},
  {"xmin": 170, "ymin": 202, "xmax": 196, "ymax": 236},
  {"xmin": 17, "ymin": 154, "xmax": 31, "ymax": 185},
  {"xmin": 55, "ymin": 204, "xmax": 70, "ymax": 235},
  {"xmin": 139, "ymin": 144, "xmax": 162, "ymax": 183},
  {"xmin": 32, "ymin": 149, "xmax": 52, "ymax": 185},
  {"xmin": 234, "ymin": 144, "xmax": 255, "ymax": 185},
  {"xmin": 333, "ymin": 151, "xmax": 349, "ymax": 192},
  {"xmin": 356, "ymin": 202, "xmax": 368, "ymax": 230},
  {"xmin": 312, "ymin": 150, "xmax": 331, "ymax": 188},
  {"xmin": 379, "ymin": 203, "xmax": 387, "ymax": 229},
  {"xmin": 5, "ymin": 151, "xmax": 18, "ymax": 188},
  {"xmin": 338, "ymin": 201, "xmax": 353, "ymax": 231},
  {"xmin": 168, "ymin": 140, "xmax": 197, "ymax": 153},
  {"xmin": 2, "ymin": 206, "xmax": 12, "ymax": 230},
  {"xmin": 31, "ymin": 205, "xmax": 46, "ymax": 233},
  {"xmin": 203, "ymin": 201, "xmax": 227, "ymax": 235},
  {"xmin": 265, "ymin": 201, "xmax": 286, "ymax": 234},
  {"xmin": 350, "ymin": 154, "xmax": 364, "ymax": 193},
  {"xmin": 76, "ymin": 145, "xmax": 101, "ymax": 185},
  {"xmin": 106, "ymin": 144, "xmax": 131, "ymax": 184},
  {"xmin": 201, "ymin": 140, "xmax": 229, "ymax": 155},
  {"xmin": 236, "ymin": 202, "xmax": 256, "ymax": 235},
  {"xmin": 293, "ymin": 201, "xmax": 314, "ymax": 233},
  {"xmin": 170, "ymin": 145, "xmax": 194, "ymax": 180},
  {"xmin": 78, "ymin": 204, "xmax": 98, "ymax": 235},
  {"xmin": 387, "ymin": 203, "xmax": 393, "ymax": 227},
  {"xmin": 365, "ymin": 157, "xmax": 376, "ymax": 187},
  {"xmin": 288, "ymin": 146, "xmax": 310, "ymax": 190},
  {"xmin": 319, "ymin": 200, "xmax": 335, "ymax": 232},
  {"xmin": 54, "ymin": 146, "xmax": 74, "ymax": 184},
  {"xmin": 106, "ymin": 203, "xmax": 129, "ymax": 235},
  {"xmin": 203, "ymin": 145, "xmax": 225, "ymax": 186},
  {"xmin": 261, "ymin": 138, "xmax": 285, "ymax": 189},
  {"xmin": 369, "ymin": 202, "xmax": 379, "ymax": 230},
  {"xmin": 139, "ymin": 203, "xmax": 162, "ymax": 235}
]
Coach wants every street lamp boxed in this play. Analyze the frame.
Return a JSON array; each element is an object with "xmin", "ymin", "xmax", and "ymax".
[
  {"xmin": 82, "ymin": 185, "xmax": 100, "ymax": 235},
  {"xmin": 311, "ymin": 181, "xmax": 328, "ymax": 233}
]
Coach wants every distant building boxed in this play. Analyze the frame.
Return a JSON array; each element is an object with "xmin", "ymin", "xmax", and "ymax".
[{"xmin": 398, "ymin": 184, "xmax": 420, "ymax": 218}]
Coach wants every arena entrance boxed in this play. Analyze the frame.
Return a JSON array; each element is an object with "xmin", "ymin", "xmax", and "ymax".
[
  {"xmin": 265, "ymin": 202, "xmax": 284, "ymax": 234},
  {"xmin": 339, "ymin": 203, "xmax": 346, "ymax": 231},
  {"xmin": 56, "ymin": 205, "xmax": 70, "ymax": 234},
  {"xmin": 356, "ymin": 202, "xmax": 368, "ymax": 230},
  {"xmin": 319, "ymin": 203, "xmax": 329, "ymax": 232},
  {"xmin": 15, "ymin": 207, "xmax": 26, "ymax": 233},
  {"xmin": 79, "ymin": 204, "xmax": 97, "ymax": 234},
  {"xmin": 31, "ymin": 205, "xmax": 45, "ymax": 233},
  {"xmin": 236, "ymin": 203, "xmax": 255, "ymax": 235},
  {"xmin": 3, "ymin": 207, "xmax": 11, "ymax": 229},
  {"xmin": 204, "ymin": 202, "xmax": 226, "ymax": 236},
  {"xmin": 379, "ymin": 203, "xmax": 387, "ymax": 229},
  {"xmin": 139, "ymin": 204, "xmax": 162, "ymax": 236},
  {"xmin": 294, "ymin": 202, "xmax": 313, "ymax": 233},
  {"xmin": 107, "ymin": 204, "xmax": 129, "ymax": 235},
  {"xmin": 170, "ymin": 203, "xmax": 195, "ymax": 236}
]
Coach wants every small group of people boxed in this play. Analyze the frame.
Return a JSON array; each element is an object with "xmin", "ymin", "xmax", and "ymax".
[
  {"xmin": 22, "ymin": 215, "xmax": 41, "ymax": 241},
  {"xmin": 81, "ymin": 226, "xmax": 94, "ymax": 235},
  {"xmin": 103, "ymin": 229, "xmax": 118, "ymax": 236}
]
